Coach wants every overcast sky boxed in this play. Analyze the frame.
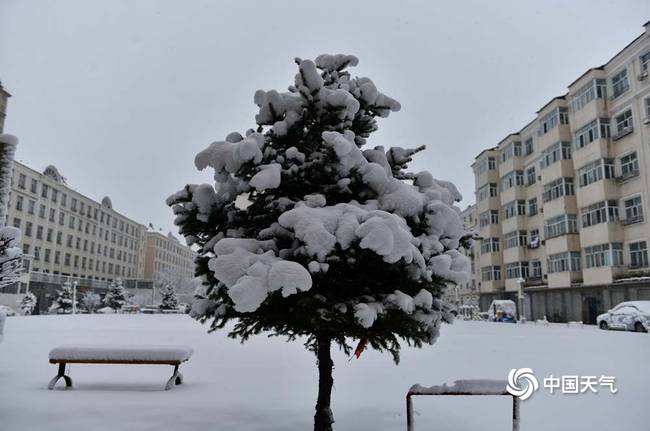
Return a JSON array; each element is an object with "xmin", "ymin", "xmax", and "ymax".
[{"xmin": 1, "ymin": 0, "xmax": 649, "ymax": 236}]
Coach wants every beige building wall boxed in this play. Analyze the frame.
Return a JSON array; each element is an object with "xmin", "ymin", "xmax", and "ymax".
[
  {"xmin": 143, "ymin": 230, "xmax": 195, "ymax": 282},
  {"xmin": 7, "ymin": 161, "xmax": 146, "ymax": 283},
  {"xmin": 471, "ymin": 22, "xmax": 650, "ymax": 314}
]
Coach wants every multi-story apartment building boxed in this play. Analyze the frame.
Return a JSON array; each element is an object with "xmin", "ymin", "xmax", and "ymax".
[
  {"xmin": 471, "ymin": 21, "xmax": 650, "ymax": 324},
  {"xmin": 0, "ymin": 81, "xmax": 9, "ymax": 133},
  {"xmin": 143, "ymin": 230, "xmax": 196, "ymax": 282}
]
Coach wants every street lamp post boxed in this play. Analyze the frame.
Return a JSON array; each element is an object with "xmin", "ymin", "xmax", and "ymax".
[{"xmin": 72, "ymin": 280, "xmax": 78, "ymax": 315}]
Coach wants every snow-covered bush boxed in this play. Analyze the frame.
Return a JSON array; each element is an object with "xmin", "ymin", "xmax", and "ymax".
[
  {"xmin": 167, "ymin": 54, "xmax": 470, "ymax": 431},
  {"xmin": 81, "ymin": 291, "xmax": 101, "ymax": 313},
  {"xmin": 18, "ymin": 291, "xmax": 36, "ymax": 315},
  {"xmin": 103, "ymin": 279, "xmax": 127, "ymax": 311},
  {"xmin": 50, "ymin": 281, "xmax": 76, "ymax": 314}
]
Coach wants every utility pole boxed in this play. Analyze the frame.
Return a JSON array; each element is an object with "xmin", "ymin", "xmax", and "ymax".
[{"xmin": 516, "ymin": 278, "xmax": 525, "ymax": 322}]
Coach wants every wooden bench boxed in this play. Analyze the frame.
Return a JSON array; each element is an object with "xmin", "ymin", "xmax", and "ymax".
[{"xmin": 48, "ymin": 345, "xmax": 193, "ymax": 390}]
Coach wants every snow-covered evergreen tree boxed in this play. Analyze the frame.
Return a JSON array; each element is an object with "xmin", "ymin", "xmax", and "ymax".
[
  {"xmin": 18, "ymin": 291, "xmax": 36, "ymax": 315},
  {"xmin": 50, "ymin": 281, "xmax": 76, "ymax": 314},
  {"xmin": 159, "ymin": 284, "xmax": 179, "ymax": 310},
  {"xmin": 103, "ymin": 278, "xmax": 127, "ymax": 311},
  {"xmin": 81, "ymin": 291, "xmax": 101, "ymax": 313},
  {"xmin": 167, "ymin": 54, "xmax": 470, "ymax": 431},
  {"xmin": 0, "ymin": 134, "xmax": 23, "ymax": 289}
]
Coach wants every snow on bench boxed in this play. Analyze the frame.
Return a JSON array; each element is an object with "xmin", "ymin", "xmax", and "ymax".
[
  {"xmin": 406, "ymin": 380, "xmax": 519, "ymax": 431},
  {"xmin": 48, "ymin": 344, "xmax": 193, "ymax": 390}
]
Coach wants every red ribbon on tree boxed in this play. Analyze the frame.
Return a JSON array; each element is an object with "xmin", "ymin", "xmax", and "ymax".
[{"xmin": 353, "ymin": 337, "xmax": 368, "ymax": 359}]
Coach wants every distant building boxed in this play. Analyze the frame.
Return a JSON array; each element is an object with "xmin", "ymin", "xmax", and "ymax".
[
  {"xmin": 471, "ymin": 22, "xmax": 650, "ymax": 323},
  {"xmin": 443, "ymin": 204, "xmax": 480, "ymax": 308},
  {"xmin": 144, "ymin": 230, "xmax": 196, "ymax": 282}
]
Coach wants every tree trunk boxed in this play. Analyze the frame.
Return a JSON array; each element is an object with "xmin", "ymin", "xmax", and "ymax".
[{"xmin": 314, "ymin": 334, "xmax": 334, "ymax": 431}]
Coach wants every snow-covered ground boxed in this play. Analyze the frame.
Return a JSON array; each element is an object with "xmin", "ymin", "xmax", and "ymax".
[{"xmin": 0, "ymin": 314, "xmax": 648, "ymax": 430}]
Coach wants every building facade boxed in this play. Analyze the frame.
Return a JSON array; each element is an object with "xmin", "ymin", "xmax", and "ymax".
[
  {"xmin": 0, "ymin": 160, "xmax": 196, "ymax": 311},
  {"xmin": 143, "ymin": 230, "xmax": 196, "ymax": 282},
  {"xmin": 443, "ymin": 204, "xmax": 480, "ymax": 308},
  {"xmin": 471, "ymin": 22, "xmax": 650, "ymax": 323}
]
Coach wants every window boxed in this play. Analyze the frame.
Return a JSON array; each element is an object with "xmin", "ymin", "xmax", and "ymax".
[
  {"xmin": 581, "ymin": 201, "xmax": 619, "ymax": 228},
  {"xmin": 500, "ymin": 170, "xmax": 524, "ymax": 191},
  {"xmin": 51, "ymin": 189, "xmax": 58, "ymax": 203},
  {"xmin": 505, "ymin": 262, "xmax": 529, "ymax": 279},
  {"xmin": 30, "ymin": 179, "xmax": 38, "ymax": 193},
  {"xmin": 64, "ymin": 253, "xmax": 71, "ymax": 266},
  {"xmin": 629, "ymin": 241, "xmax": 649, "ymax": 268},
  {"xmin": 611, "ymin": 69, "xmax": 629, "ymax": 98},
  {"xmin": 59, "ymin": 212, "xmax": 65, "ymax": 225},
  {"xmin": 46, "ymin": 228, "xmax": 53, "ymax": 242},
  {"xmin": 544, "ymin": 214, "xmax": 578, "ymax": 238},
  {"xmin": 61, "ymin": 193, "xmax": 67, "ymax": 207},
  {"xmin": 538, "ymin": 107, "xmax": 569, "ymax": 135},
  {"xmin": 623, "ymin": 196, "xmax": 643, "ymax": 224},
  {"xmin": 478, "ymin": 183, "xmax": 498, "ymax": 201},
  {"xmin": 36, "ymin": 225, "xmax": 43, "ymax": 240},
  {"xmin": 56, "ymin": 232, "xmax": 62, "ymax": 245},
  {"xmin": 12, "ymin": 217, "xmax": 21, "ymax": 228},
  {"xmin": 584, "ymin": 243, "xmax": 623, "ymax": 268},
  {"xmin": 500, "ymin": 142, "xmax": 522, "ymax": 162},
  {"xmin": 524, "ymin": 138, "xmax": 534, "ymax": 156},
  {"xmin": 504, "ymin": 230, "xmax": 527, "ymax": 249},
  {"xmin": 526, "ymin": 166, "xmax": 536, "ymax": 186},
  {"xmin": 25, "ymin": 222, "xmax": 32, "ymax": 237},
  {"xmin": 540, "ymin": 142, "xmax": 571, "ymax": 168},
  {"xmin": 613, "ymin": 109, "xmax": 633, "ymax": 138},
  {"xmin": 41, "ymin": 184, "xmax": 49, "ymax": 198},
  {"xmin": 542, "ymin": 177, "xmax": 574, "ymax": 202},
  {"xmin": 577, "ymin": 159, "xmax": 615, "ymax": 187},
  {"xmin": 641, "ymin": 51, "xmax": 650, "ymax": 74},
  {"xmin": 71, "ymin": 198, "xmax": 77, "ymax": 212},
  {"xmin": 54, "ymin": 251, "xmax": 60, "ymax": 265},
  {"xmin": 528, "ymin": 198, "xmax": 538, "ymax": 217},
  {"xmin": 573, "ymin": 118, "xmax": 610, "ymax": 149},
  {"xmin": 645, "ymin": 97, "xmax": 650, "ymax": 120},
  {"xmin": 503, "ymin": 200, "xmax": 526, "ymax": 219},
  {"xmin": 547, "ymin": 251, "xmax": 581, "ymax": 273},
  {"xmin": 530, "ymin": 260, "xmax": 542, "ymax": 278},
  {"xmin": 15, "ymin": 195, "xmax": 23, "ymax": 211},
  {"xmin": 38, "ymin": 204, "xmax": 46, "ymax": 218},
  {"xmin": 481, "ymin": 238, "xmax": 500, "ymax": 254},
  {"xmin": 44, "ymin": 249, "xmax": 51, "ymax": 263},
  {"xmin": 49, "ymin": 208, "xmax": 56, "ymax": 222},
  {"xmin": 619, "ymin": 152, "xmax": 639, "ymax": 180},
  {"xmin": 569, "ymin": 79, "xmax": 607, "ymax": 111},
  {"xmin": 481, "ymin": 266, "xmax": 501, "ymax": 281},
  {"xmin": 18, "ymin": 173, "xmax": 26, "ymax": 189}
]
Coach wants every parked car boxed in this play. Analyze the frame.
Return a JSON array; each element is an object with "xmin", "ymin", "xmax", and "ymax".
[
  {"xmin": 0, "ymin": 305, "xmax": 16, "ymax": 317},
  {"xmin": 597, "ymin": 301, "xmax": 650, "ymax": 333},
  {"xmin": 487, "ymin": 300, "xmax": 517, "ymax": 323}
]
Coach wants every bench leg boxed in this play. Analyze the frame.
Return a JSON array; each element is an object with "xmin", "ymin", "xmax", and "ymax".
[
  {"xmin": 165, "ymin": 364, "xmax": 182, "ymax": 390},
  {"xmin": 48, "ymin": 363, "xmax": 73, "ymax": 390}
]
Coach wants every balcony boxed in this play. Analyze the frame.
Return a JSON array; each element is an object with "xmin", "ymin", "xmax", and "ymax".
[{"xmin": 620, "ymin": 214, "xmax": 644, "ymax": 226}]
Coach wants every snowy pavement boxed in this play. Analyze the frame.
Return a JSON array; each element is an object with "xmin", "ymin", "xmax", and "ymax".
[{"xmin": 0, "ymin": 314, "xmax": 648, "ymax": 430}]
